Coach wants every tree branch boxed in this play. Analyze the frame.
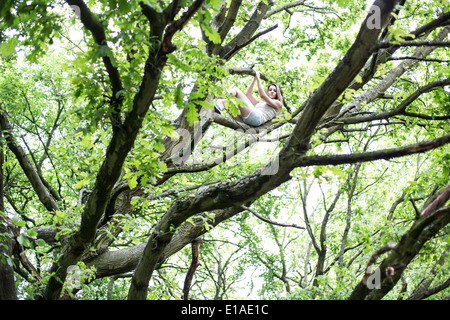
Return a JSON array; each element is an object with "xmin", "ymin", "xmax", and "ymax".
[
  {"xmin": 349, "ymin": 205, "xmax": 450, "ymax": 300},
  {"xmin": 421, "ymin": 184, "xmax": 450, "ymax": 218},
  {"xmin": 327, "ymin": 26, "xmax": 450, "ymax": 122},
  {"xmin": 411, "ymin": 12, "xmax": 450, "ymax": 39},
  {"xmin": 387, "ymin": 56, "xmax": 450, "ymax": 63},
  {"xmin": 226, "ymin": 67, "xmax": 270, "ymax": 81},
  {"xmin": 241, "ymin": 205, "xmax": 304, "ymax": 229},
  {"xmin": 222, "ymin": 24, "xmax": 278, "ymax": 60},
  {"xmin": 162, "ymin": 0, "xmax": 206, "ymax": 53},
  {"xmin": 293, "ymin": 134, "xmax": 450, "ymax": 168},
  {"xmin": 217, "ymin": 0, "xmax": 243, "ymax": 42},
  {"xmin": 324, "ymin": 77, "xmax": 450, "ymax": 127},
  {"xmin": 0, "ymin": 107, "xmax": 59, "ymax": 213},
  {"xmin": 66, "ymin": 0, "xmax": 124, "ymax": 105},
  {"xmin": 182, "ymin": 238, "xmax": 203, "ymax": 300},
  {"xmin": 219, "ymin": 0, "xmax": 274, "ymax": 61},
  {"xmin": 284, "ymin": 0, "xmax": 400, "ymax": 155},
  {"xmin": 264, "ymin": 0, "xmax": 307, "ymax": 18},
  {"xmin": 86, "ymin": 207, "xmax": 244, "ymax": 279},
  {"xmin": 377, "ymin": 41, "xmax": 450, "ymax": 49}
]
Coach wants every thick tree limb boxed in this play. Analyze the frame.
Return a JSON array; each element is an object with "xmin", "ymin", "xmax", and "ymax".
[
  {"xmin": 128, "ymin": 159, "xmax": 292, "ymax": 299},
  {"xmin": 219, "ymin": 0, "xmax": 274, "ymax": 61},
  {"xmin": 217, "ymin": 0, "xmax": 243, "ymax": 43},
  {"xmin": 323, "ymin": 77, "xmax": 450, "ymax": 127},
  {"xmin": 86, "ymin": 207, "xmax": 244, "ymax": 279},
  {"xmin": 348, "ymin": 204, "xmax": 450, "ymax": 300},
  {"xmin": 0, "ymin": 131, "xmax": 18, "ymax": 300},
  {"xmin": 293, "ymin": 134, "xmax": 450, "ymax": 168},
  {"xmin": 44, "ymin": 0, "xmax": 207, "ymax": 300},
  {"xmin": 284, "ymin": 0, "xmax": 400, "ymax": 155},
  {"xmin": 66, "ymin": 0, "xmax": 124, "ymax": 121},
  {"xmin": 182, "ymin": 238, "xmax": 203, "ymax": 300},
  {"xmin": 162, "ymin": 0, "xmax": 206, "ymax": 53}
]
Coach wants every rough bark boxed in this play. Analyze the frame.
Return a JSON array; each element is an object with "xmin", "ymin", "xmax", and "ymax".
[
  {"xmin": 0, "ymin": 131, "xmax": 18, "ymax": 300},
  {"xmin": 284, "ymin": 0, "xmax": 400, "ymax": 155},
  {"xmin": 85, "ymin": 207, "xmax": 243, "ymax": 278},
  {"xmin": 127, "ymin": 0, "xmax": 400, "ymax": 300},
  {"xmin": 407, "ymin": 251, "xmax": 449, "ymax": 300},
  {"xmin": 182, "ymin": 238, "xmax": 203, "ymax": 300},
  {"xmin": 44, "ymin": 0, "xmax": 203, "ymax": 300},
  {"xmin": 348, "ymin": 204, "xmax": 450, "ymax": 300},
  {"xmin": 6, "ymin": 0, "xmax": 449, "ymax": 301}
]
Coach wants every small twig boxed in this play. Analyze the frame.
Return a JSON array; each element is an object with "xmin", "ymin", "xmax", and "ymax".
[
  {"xmin": 388, "ymin": 56, "xmax": 450, "ymax": 64},
  {"xmin": 377, "ymin": 41, "xmax": 450, "ymax": 50},
  {"xmin": 409, "ymin": 198, "xmax": 421, "ymax": 219},
  {"xmin": 223, "ymin": 24, "xmax": 278, "ymax": 60},
  {"xmin": 241, "ymin": 205, "xmax": 304, "ymax": 230}
]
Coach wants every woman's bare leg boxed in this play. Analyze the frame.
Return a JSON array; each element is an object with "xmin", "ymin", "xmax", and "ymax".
[{"xmin": 228, "ymin": 88, "xmax": 254, "ymax": 117}]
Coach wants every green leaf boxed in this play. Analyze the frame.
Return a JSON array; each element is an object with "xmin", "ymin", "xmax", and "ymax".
[
  {"xmin": 0, "ymin": 37, "xmax": 18, "ymax": 58},
  {"xmin": 17, "ymin": 235, "xmax": 31, "ymax": 248},
  {"xmin": 154, "ymin": 141, "xmax": 165, "ymax": 153},
  {"xmin": 186, "ymin": 103, "xmax": 199, "ymax": 125},
  {"xmin": 144, "ymin": 1, "xmax": 163, "ymax": 13},
  {"xmin": 329, "ymin": 166, "xmax": 346, "ymax": 178},
  {"xmin": 74, "ymin": 179, "xmax": 89, "ymax": 189},
  {"xmin": 27, "ymin": 229, "xmax": 38, "ymax": 238},
  {"xmin": 36, "ymin": 239, "xmax": 47, "ymax": 247},
  {"xmin": 128, "ymin": 173, "xmax": 138, "ymax": 189},
  {"xmin": 97, "ymin": 45, "xmax": 109, "ymax": 57},
  {"xmin": 158, "ymin": 161, "xmax": 167, "ymax": 173},
  {"xmin": 174, "ymin": 84, "xmax": 184, "ymax": 109},
  {"xmin": 130, "ymin": 196, "xmax": 140, "ymax": 206},
  {"xmin": 354, "ymin": 75, "xmax": 363, "ymax": 84},
  {"xmin": 167, "ymin": 53, "xmax": 194, "ymax": 72},
  {"xmin": 12, "ymin": 216, "xmax": 26, "ymax": 228},
  {"xmin": 80, "ymin": 134, "xmax": 92, "ymax": 148},
  {"xmin": 336, "ymin": 0, "xmax": 351, "ymax": 8},
  {"xmin": 202, "ymin": 24, "xmax": 221, "ymax": 44}
]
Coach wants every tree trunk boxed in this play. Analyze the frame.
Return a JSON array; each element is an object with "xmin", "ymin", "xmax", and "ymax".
[{"xmin": 0, "ymin": 131, "xmax": 18, "ymax": 300}]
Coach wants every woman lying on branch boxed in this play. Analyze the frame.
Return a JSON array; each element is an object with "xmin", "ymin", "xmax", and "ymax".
[{"xmin": 215, "ymin": 71, "xmax": 284, "ymax": 127}]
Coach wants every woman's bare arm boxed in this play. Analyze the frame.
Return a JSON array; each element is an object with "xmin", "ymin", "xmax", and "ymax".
[
  {"xmin": 255, "ymin": 72, "xmax": 282, "ymax": 112},
  {"xmin": 246, "ymin": 77, "xmax": 259, "ymax": 105}
]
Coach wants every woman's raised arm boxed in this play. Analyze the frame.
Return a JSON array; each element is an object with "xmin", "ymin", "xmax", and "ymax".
[
  {"xmin": 255, "ymin": 72, "xmax": 282, "ymax": 112},
  {"xmin": 245, "ymin": 76, "xmax": 259, "ymax": 105}
]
